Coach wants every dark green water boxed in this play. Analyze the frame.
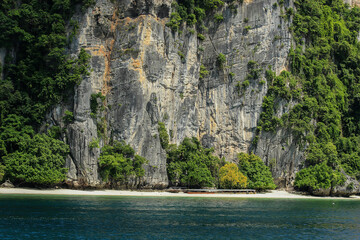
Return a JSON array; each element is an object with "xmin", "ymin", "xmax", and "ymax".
[{"xmin": 0, "ymin": 195, "xmax": 359, "ymax": 239}]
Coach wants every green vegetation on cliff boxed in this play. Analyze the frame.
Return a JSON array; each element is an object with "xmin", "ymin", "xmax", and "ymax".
[
  {"xmin": 256, "ymin": 0, "xmax": 360, "ymax": 192},
  {"xmin": 0, "ymin": 0, "xmax": 92, "ymax": 186},
  {"xmin": 166, "ymin": 0, "xmax": 225, "ymax": 31},
  {"xmin": 99, "ymin": 141, "xmax": 147, "ymax": 188}
]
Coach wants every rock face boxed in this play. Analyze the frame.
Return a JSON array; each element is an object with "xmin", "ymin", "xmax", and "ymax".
[
  {"xmin": 1, "ymin": 180, "xmax": 14, "ymax": 188},
  {"xmin": 58, "ymin": 0, "xmax": 300, "ymax": 188},
  {"xmin": 344, "ymin": 0, "xmax": 360, "ymax": 7}
]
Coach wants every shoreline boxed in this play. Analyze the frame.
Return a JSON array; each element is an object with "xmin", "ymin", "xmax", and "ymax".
[{"xmin": 0, "ymin": 188, "xmax": 359, "ymax": 199}]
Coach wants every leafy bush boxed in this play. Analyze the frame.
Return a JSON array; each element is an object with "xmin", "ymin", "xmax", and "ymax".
[
  {"xmin": 167, "ymin": 137, "xmax": 224, "ymax": 188},
  {"xmin": 237, "ymin": 153, "xmax": 276, "ymax": 190},
  {"xmin": 219, "ymin": 163, "xmax": 247, "ymax": 189},
  {"xmin": 63, "ymin": 110, "xmax": 74, "ymax": 124},
  {"xmin": 166, "ymin": 12, "xmax": 182, "ymax": 31},
  {"xmin": 89, "ymin": 138, "xmax": 100, "ymax": 149},
  {"xmin": 294, "ymin": 162, "xmax": 345, "ymax": 192},
  {"xmin": 214, "ymin": 14, "xmax": 224, "ymax": 22},
  {"xmin": 244, "ymin": 25, "xmax": 251, "ymax": 34},
  {"xmin": 99, "ymin": 141, "xmax": 147, "ymax": 186},
  {"xmin": 242, "ymin": 80, "xmax": 250, "ymax": 88},
  {"xmin": 217, "ymin": 53, "xmax": 226, "ymax": 69},
  {"xmin": 90, "ymin": 92, "xmax": 105, "ymax": 116},
  {"xmin": 0, "ymin": 164, "xmax": 5, "ymax": 182},
  {"xmin": 158, "ymin": 122, "xmax": 169, "ymax": 150},
  {"xmin": 4, "ymin": 134, "xmax": 69, "ymax": 186},
  {"xmin": 178, "ymin": 51, "xmax": 185, "ymax": 62},
  {"xmin": 199, "ymin": 64, "xmax": 209, "ymax": 79},
  {"xmin": 197, "ymin": 33, "xmax": 205, "ymax": 41}
]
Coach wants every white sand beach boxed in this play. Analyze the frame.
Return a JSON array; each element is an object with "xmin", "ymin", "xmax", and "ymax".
[{"xmin": 0, "ymin": 188, "xmax": 359, "ymax": 199}]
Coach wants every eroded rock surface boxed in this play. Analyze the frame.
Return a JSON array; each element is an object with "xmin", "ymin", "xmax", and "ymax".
[{"xmin": 58, "ymin": 0, "xmax": 300, "ymax": 188}]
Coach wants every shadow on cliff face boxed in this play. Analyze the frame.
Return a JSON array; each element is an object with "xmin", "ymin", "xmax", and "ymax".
[{"xmin": 125, "ymin": 0, "xmax": 169, "ymax": 18}]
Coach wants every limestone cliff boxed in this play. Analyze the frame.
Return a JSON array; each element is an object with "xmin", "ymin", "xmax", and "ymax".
[{"xmin": 51, "ymin": 0, "xmax": 301, "ymax": 188}]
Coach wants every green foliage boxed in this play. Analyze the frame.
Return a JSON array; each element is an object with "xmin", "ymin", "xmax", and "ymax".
[
  {"xmin": 63, "ymin": 110, "xmax": 74, "ymax": 124},
  {"xmin": 0, "ymin": 0, "xmax": 92, "ymax": 185},
  {"xmin": 0, "ymin": 164, "xmax": 5, "ymax": 182},
  {"xmin": 219, "ymin": 163, "xmax": 247, "ymax": 189},
  {"xmin": 166, "ymin": 12, "xmax": 182, "ymax": 31},
  {"xmin": 99, "ymin": 141, "xmax": 147, "ymax": 186},
  {"xmin": 246, "ymin": 60, "xmax": 262, "ymax": 80},
  {"xmin": 158, "ymin": 122, "xmax": 169, "ymax": 149},
  {"xmin": 90, "ymin": 92, "xmax": 105, "ymax": 116},
  {"xmin": 217, "ymin": 53, "xmax": 226, "ymax": 69},
  {"xmin": 167, "ymin": 137, "xmax": 224, "ymax": 188},
  {"xmin": 237, "ymin": 152, "xmax": 276, "ymax": 190},
  {"xmin": 89, "ymin": 138, "xmax": 100, "ymax": 149},
  {"xmin": 242, "ymin": 80, "xmax": 250, "ymax": 88},
  {"xmin": 244, "ymin": 25, "xmax": 251, "ymax": 34},
  {"xmin": 199, "ymin": 64, "xmax": 209, "ymax": 79},
  {"xmin": 178, "ymin": 51, "xmax": 185, "ymax": 62},
  {"xmin": 166, "ymin": 0, "xmax": 224, "ymax": 32},
  {"xmin": 255, "ymin": 0, "xmax": 360, "ymax": 192},
  {"xmin": 214, "ymin": 13, "xmax": 224, "ymax": 22},
  {"xmin": 4, "ymin": 134, "xmax": 69, "ymax": 186},
  {"xmin": 295, "ymin": 162, "xmax": 345, "ymax": 192},
  {"xmin": 197, "ymin": 33, "xmax": 205, "ymax": 41}
]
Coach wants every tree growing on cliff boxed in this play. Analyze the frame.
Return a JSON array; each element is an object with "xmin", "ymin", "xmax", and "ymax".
[
  {"xmin": 237, "ymin": 153, "xmax": 276, "ymax": 190},
  {"xmin": 219, "ymin": 163, "xmax": 247, "ymax": 189},
  {"xmin": 99, "ymin": 141, "xmax": 147, "ymax": 188}
]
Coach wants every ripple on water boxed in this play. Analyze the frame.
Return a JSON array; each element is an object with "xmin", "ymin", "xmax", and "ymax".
[{"xmin": 0, "ymin": 196, "xmax": 359, "ymax": 239}]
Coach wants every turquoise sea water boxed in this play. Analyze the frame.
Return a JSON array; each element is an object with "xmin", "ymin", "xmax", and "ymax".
[{"xmin": 0, "ymin": 195, "xmax": 359, "ymax": 239}]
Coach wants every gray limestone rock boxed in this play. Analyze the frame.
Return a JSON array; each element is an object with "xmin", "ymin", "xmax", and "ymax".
[
  {"xmin": 1, "ymin": 180, "xmax": 14, "ymax": 188},
  {"xmin": 56, "ymin": 0, "xmax": 297, "ymax": 188}
]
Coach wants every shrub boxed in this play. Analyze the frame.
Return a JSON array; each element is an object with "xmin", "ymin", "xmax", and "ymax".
[
  {"xmin": 244, "ymin": 25, "xmax": 251, "ymax": 34},
  {"xmin": 199, "ymin": 64, "xmax": 209, "ymax": 79},
  {"xmin": 238, "ymin": 152, "xmax": 276, "ymax": 190},
  {"xmin": 158, "ymin": 122, "xmax": 169, "ymax": 149},
  {"xmin": 0, "ymin": 164, "xmax": 5, "ymax": 182},
  {"xmin": 242, "ymin": 80, "xmax": 250, "ymax": 88},
  {"xmin": 217, "ymin": 53, "xmax": 226, "ymax": 69},
  {"xmin": 167, "ymin": 137, "xmax": 224, "ymax": 188},
  {"xmin": 89, "ymin": 138, "xmax": 100, "ymax": 149},
  {"xmin": 166, "ymin": 12, "xmax": 182, "ymax": 31},
  {"xmin": 4, "ymin": 134, "xmax": 69, "ymax": 186},
  {"xmin": 63, "ymin": 110, "xmax": 74, "ymax": 124},
  {"xmin": 90, "ymin": 92, "xmax": 105, "ymax": 115},
  {"xmin": 99, "ymin": 141, "xmax": 147, "ymax": 186},
  {"xmin": 197, "ymin": 33, "xmax": 205, "ymax": 41},
  {"xmin": 294, "ymin": 162, "xmax": 345, "ymax": 193},
  {"xmin": 214, "ymin": 14, "xmax": 224, "ymax": 22},
  {"xmin": 219, "ymin": 163, "xmax": 247, "ymax": 189},
  {"xmin": 178, "ymin": 51, "xmax": 185, "ymax": 62}
]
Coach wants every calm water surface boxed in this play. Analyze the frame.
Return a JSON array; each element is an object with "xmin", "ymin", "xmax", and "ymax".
[{"xmin": 0, "ymin": 195, "xmax": 359, "ymax": 239}]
